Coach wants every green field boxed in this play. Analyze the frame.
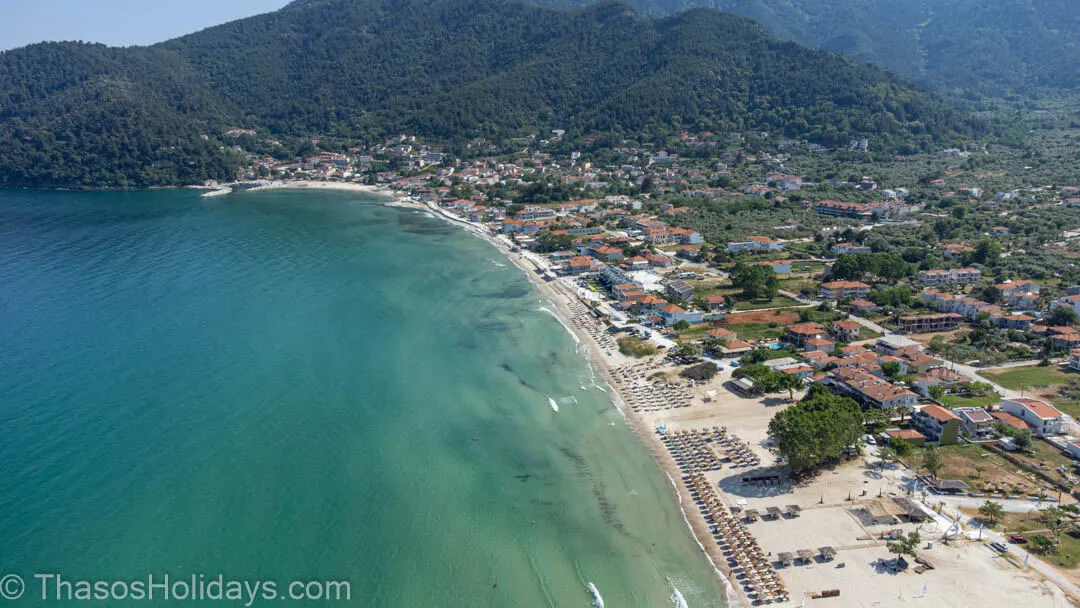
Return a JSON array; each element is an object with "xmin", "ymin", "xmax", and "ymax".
[
  {"xmin": 982, "ymin": 365, "xmax": 1077, "ymax": 390},
  {"xmin": 724, "ymin": 322, "xmax": 785, "ymax": 341},
  {"xmin": 940, "ymin": 393, "xmax": 1000, "ymax": 409},
  {"xmin": 732, "ymin": 295, "xmax": 801, "ymax": 311}
]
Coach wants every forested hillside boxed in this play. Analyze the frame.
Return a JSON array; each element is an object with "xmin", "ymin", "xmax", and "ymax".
[
  {"xmin": 0, "ymin": 0, "xmax": 989, "ymax": 188},
  {"xmin": 532, "ymin": 0, "xmax": 1080, "ymax": 96}
]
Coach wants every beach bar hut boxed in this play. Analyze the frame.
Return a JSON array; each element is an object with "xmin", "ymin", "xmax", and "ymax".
[
  {"xmin": 785, "ymin": 504, "xmax": 801, "ymax": 518},
  {"xmin": 777, "ymin": 552, "xmax": 794, "ymax": 568},
  {"xmin": 766, "ymin": 506, "xmax": 783, "ymax": 520},
  {"xmin": 744, "ymin": 509, "xmax": 760, "ymax": 522},
  {"xmin": 819, "ymin": 546, "xmax": 837, "ymax": 561},
  {"xmin": 796, "ymin": 549, "xmax": 814, "ymax": 565}
]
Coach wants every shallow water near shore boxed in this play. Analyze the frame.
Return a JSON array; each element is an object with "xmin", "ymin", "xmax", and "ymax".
[{"xmin": 0, "ymin": 189, "xmax": 727, "ymax": 606}]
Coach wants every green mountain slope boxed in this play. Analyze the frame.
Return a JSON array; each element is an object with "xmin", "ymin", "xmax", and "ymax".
[
  {"xmin": 530, "ymin": 0, "xmax": 1080, "ymax": 95},
  {"xmin": 0, "ymin": 0, "xmax": 988, "ymax": 188}
]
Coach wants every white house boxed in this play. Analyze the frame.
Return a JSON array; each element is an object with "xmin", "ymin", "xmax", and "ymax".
[
  {"xmin": 1066, "ymin": 441, "xmax": 1080, "ymax": 460},
  {"xmin": 1000, "ymin": 398, "xmax": 1064, "ymax": 437},
  {"xmin": 1051, "ymin": 294, "xmax": 1080, "ymax": 317}
]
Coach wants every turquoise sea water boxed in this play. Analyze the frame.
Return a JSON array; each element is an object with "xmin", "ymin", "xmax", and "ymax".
[{"xmin": 0, "ymin": 189, "xmax": 727, "ymax": 607}]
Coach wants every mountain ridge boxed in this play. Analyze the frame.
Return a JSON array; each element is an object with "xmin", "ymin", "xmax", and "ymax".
[
  {"xmin": 0, "ymin": 0, "xmax": 989, "ymax": 188},
  {"xmin": 525, "ymin": 0, "xmax": 1080, "ymax": 95}
]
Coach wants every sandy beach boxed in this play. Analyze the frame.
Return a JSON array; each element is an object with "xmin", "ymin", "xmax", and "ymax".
[
  {"xmin": 202, "ymin": 179, "xmax": 399, "ymax": 199},
  {"xmin": 392, "ymin": 201, "xmax": 1080, "ymax": 608}
]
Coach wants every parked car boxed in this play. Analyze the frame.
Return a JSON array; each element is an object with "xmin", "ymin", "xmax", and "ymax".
[
  {"xmin": 989, "ymin": 541, "xmax": 1009, "ymax": 553},
  {"xmin": 1009, "ymin": 535, "xmax": 1029, "ymax": 544},
  {"xmin": 865, "ymin": 435, "xmax": 876, "ymax": 446}
]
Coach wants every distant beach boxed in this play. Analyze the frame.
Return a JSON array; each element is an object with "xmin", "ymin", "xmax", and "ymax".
[{"xmin": 200, "ymin": 179, "xmax": 398, "ymax": 199}]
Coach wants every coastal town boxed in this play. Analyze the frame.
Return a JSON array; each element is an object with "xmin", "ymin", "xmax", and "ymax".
[{"xmin": 217, "ymin": 129, "xmax": 1080, "ymax": 606}]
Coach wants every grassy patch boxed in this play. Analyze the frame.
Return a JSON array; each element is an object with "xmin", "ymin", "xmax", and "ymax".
[
  {"xmin": 931, "ymin": 444, "xmax": 1044, "ymax": 493},
  {"xmin": 724, "ymin": 322, "xmax": 785, "ymax": 341},
  {"xmin": 940, "ymin": 393, "xmax": 1001, "ymax": 409},
  {"xmin": 617, "ymin": 336, "xmax": 657, "ymax": 358},
  {"xmin": 732, "ymin": 295, "xmax": 801, "ymax": 311},
  {"xmin": 1021, "ymin": 440, "xmax": 1078, "ymax": 474},
  {"xmin": 857, "ymin": 327, "xmax": 882, "ymax": 340},
  {"xmin": 983, "ymin": 365, "xmax": 1077, "ymax": 391}
]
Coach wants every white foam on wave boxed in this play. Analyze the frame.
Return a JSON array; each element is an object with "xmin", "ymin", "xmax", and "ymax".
[
  {"xmin": 669, "ymin": 581, "xmax": 688, "ymax": 608},
  {"xmin": 558, "ymin": 395, "xmax": 578, "ymax": 406},
  {"xmin": 586, "ymin": 582, "xmax": 605, "ymax": 608},
  {"xmin": 537, "ymin": 306, "xmax": 580, "ymax": 344},
  {"xmin": 663, "ymin": 471, "xmax": 742, "ymax": 607},
  {"xmin": 548, "ymin": 397, "xmax": 560, "ymax": 412}
]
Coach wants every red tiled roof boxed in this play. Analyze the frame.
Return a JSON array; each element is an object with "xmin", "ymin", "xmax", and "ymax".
[
  {"xmin": 886, "ymin": 429, "xmax": 925, "ymax": 441},
  {"xmin": 1010, "ymin": 398, "xmax": 1062, "ymax": 420},
  {"xmin": 920, "ymin": 404, "xmax": 961, "ymax": 423},
  {"xmin": 992, "ymin": 412, "xmax": 1033, "ymax": 431}
]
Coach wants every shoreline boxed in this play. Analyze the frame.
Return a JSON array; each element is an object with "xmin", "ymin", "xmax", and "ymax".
[
  {"xmin": 201, "ymin": 180, "xmax": 400, "ymax": 199},
  {"xmin": 393, "ymin": 198, "xmax": 746, "ymax": 606}
]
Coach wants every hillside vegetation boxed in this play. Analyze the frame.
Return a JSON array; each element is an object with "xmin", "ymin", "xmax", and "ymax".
[
  {"xmin": 0, "ymin": 0, "xmax": 988, "ymax": 187},
  {"xmin": 532, "ymin": 0, "xmax": 1080, "ymax": 96}
]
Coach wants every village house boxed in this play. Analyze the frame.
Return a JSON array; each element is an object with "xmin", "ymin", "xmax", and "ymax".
[
  {"xmin": 910, "ymin": 405, "xmax": 961, "ymax": 445},
  {"xmin": 884, "ymin": 428, "xmax": 926, "ymax": 448},
  {"xmin": 896, "ymin": 313, "xmax": 963, "ymax": 334},
  {"xmin": 996, "ymin": 280, "xmax": 1040, "ymax": 308},
  {"xmin": 830, "ymin": 320, "xmax": 862, "ymax": 342},
  {"xmin": 831, "ymin": 242, "xmax": 872, "ymax": 256},
  {"xmin": 813, "ymin": 200, "xmax": 873, "ymax": 219},
  {"xmin": 704, "ymin": 295, "xmax": 727, "ymax": 311},
  {"xmin": 941, "ymin": 243, "xmax": 976, "ymax": 257},
  {"xmin": 760, "ymin": 260, "xmax": 793, "ymax": 274},
  {"xmin": 992, "ymin": 411, "xmax": 1033, "ymax": 434},
  {"xmin": 637, "ymin": 294, "xmax": 667, "ymax": 313},
  {"xmin": 1066, "ymin": 441, "xmax": 1080, "ymax": 460},
  {"xmin": 954, "ymin": 407, "xmax": 995, "ymax": 440},
  {"xmin": 827, "ymin": 367, "xmax": 919, "ymax": 409},
  {"xmin": 560, "ymin": 256, "xmax": 599, "ymax": 275},
  {"xmin": 666, "ymin": 280, "xmax": 695, "ymax": 302},
  {"xmin": 918, "ymin": 268, "xmax": 981, "ymax": 286},
  {"xmin": 819, "ymin": 281, "xmax": 870, "ymax": 301},
  {"xmin": 804, "ymin": 337, "xmax": 836, "ymax": 353},
  {"xmin": 1049, "ymin": 327, "xmax": 1080, "ymax": 350},
  {"xmin": 847, "ymin": 299, "xmax": 879, "ymax": 314},
  {"xmin": 1071, "ymin": 348, "xmax": 1080, "ymax": 371},
  {"xmin": 726, "ymin": 236, "xmax": 784, "ymax": 253},
  {"xmin": 706, "ymin": 328, "xmax": 754, "ymax": 357},
  {"xmin": 1050, "ymin": 294, "xmax": 1080, "ymax": 317},
  {"xmin": 1000, "ymin": 398, "xmax": 1064, "ymax": 437},
  {"xmin": 785, "ymin": 323, "xmax": 826, "ymax": 348},
  {"xmin": 913, "ymin": 366, "xmax": 972, "ymax": 397},
  {"xmin": 590, "ymin": 246, "xmax": 624, "ymax": 262},
  {"xmin": 659, "ymin": 304, "xmax": 704, "ymax": 327}
]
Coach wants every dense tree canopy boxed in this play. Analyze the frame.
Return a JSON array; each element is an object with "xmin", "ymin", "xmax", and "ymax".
[
  {"xmin": 768, "ymin": 383, "xmax": 864, "ymax": 472},
  {"xmin": 730, "ymin": 262, "xmax": 779, "ymax": 300}
]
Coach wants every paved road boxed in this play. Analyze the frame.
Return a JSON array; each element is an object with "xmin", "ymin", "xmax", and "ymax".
[
  {"xmin": 844, "ymin": 313, "xmax": 894, "ymax": 337},
  {"xmin": 944, "ymin": 361, "xmax": 1020, "ymax": 399}
]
